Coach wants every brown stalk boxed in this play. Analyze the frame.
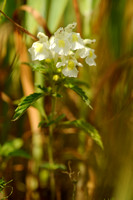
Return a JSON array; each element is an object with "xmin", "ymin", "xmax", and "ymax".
[
  {"xmin": 72, "ymin": 0, "xmax": 82, "ymax": 35},
  {"xmin": 0, "ymin": 92, "xmax": 13, "ymax": 105},
  {"xmin": 13, "ymin": 5, "xmax": 51, "ymax": 37},
  {"xmin": 0, "ymin": 9, "xmax": 37, "ymax": 41},
  {"xmin": 14, "ymin": 30, "xmax": 41, "ymax": 132}
]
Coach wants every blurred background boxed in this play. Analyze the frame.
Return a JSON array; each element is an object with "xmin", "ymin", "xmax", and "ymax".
[{"xmin": 0, "ymin": 0, "xmax": 133, "ymax": 199}]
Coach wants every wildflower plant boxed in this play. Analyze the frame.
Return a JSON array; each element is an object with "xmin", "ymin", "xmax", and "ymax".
[
  {"xmin": 28, "ymin": 22, "xmax": 96, "ymax": 78},
  {"xmin": 13, "ymin": 22, "xmax": 102, "ymax": 197}
]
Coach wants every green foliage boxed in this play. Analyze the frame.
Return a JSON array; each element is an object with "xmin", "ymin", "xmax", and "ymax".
[
  {"xmin": 13, "ymin": 85, "xmax": 63, "ymax": 121},
  {"xmin": 25, "ymin": 0, "xmax": 47, "ymax": 43},
  {"xmin": 37, "ymin": 85, "xmax": 62, "ymax": 98},
  {"xmin": 60, "ymin": 119, "xmax": 103, "ymax": 149},
  {"xmin": 64, "ymin": 0, "xmax": 76, "ymax": 26},
  {"xmin": 40, "ymin": 162, "xmax": 66, "ymax": 170},
  {"xmin": 47, "ymin": 0, "xmax": 69, "ymax": 33},
  {"xmin": 0, "ymin": 138, "xmax": 31, "ymax": 159},
  {"xmin": 64, "ymin": 79, "xmax": 92, "ymax": 108},
  {"xmin": 39, "ymin": 114, "xmax": 65, "ymax": 127},
  {"xmin": 8, "ymin": 149, "xmax": 31, "ymax": 159},
  {"xmin": 39, "ymin": 114, "xmax": 66, "ymax": 127},
  {"xmin": 13, "ymin": 92, "xmax": 44, "ymax": 121},
  {"xmin": 64, "ymin": 77, "xmax": 89, "ymax": 87},
  {"xmin": 24, "ymin": 62, "xmax": 49, "ymax": 74},
  {"xmin": 108, "ymin": 0, "xmax": 126, "ymax": 57}
]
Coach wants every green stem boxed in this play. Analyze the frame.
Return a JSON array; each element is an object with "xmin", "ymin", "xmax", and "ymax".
[
  {"xmin": 72, "ymin": 183, "xmax": 77, "ymax": 200},
  {"xmin": 48, "ymin": 95, "xmax": 56, "ymax": 200}
]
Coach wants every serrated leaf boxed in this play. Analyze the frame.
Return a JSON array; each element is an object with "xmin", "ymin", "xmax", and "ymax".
[
  {"xmin": 64, "ymin": 82, "xmax": 91, "ymax": 107},
  {"xmin": 40, "ymin": 162, "xmax": 66, "ymax": 170},
  {"xmin": 13, "ymin": 93, "xmax": 44, "ymax": 121},
  {"xmin": 65, "ymin": 77, "xmax": 89, "ymax": 87},
  {"xmin": 60, "ymin": 119, "xmax": 103, "ymax": 149}
]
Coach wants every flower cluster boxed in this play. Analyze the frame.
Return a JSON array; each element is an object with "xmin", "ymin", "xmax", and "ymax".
[{"xmin": 28, "ymin": 23, "xmax": 96, "ymax": 78}]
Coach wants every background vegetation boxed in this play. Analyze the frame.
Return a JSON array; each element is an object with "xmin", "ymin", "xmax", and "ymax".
[{"xmin": 0, "ymin": 0, "xmax": 133, "ymax": 199}]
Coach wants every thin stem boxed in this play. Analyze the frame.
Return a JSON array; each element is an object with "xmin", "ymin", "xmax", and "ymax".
[
  {"xmin": 72, "ymin": 183, "xmax": 77, "ymax": 200},
  {"xmin": 0, "ymin": 10, "xmax": 37, "ymax": 41},
  {"xmin": 48, "ymin": 95, "xmax": 56, "ymax": 200}
]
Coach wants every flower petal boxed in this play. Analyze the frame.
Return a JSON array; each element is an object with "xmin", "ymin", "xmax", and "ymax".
[{"xmin": 62, "ymin": 66, "xmax": 78, "ymax": 77}]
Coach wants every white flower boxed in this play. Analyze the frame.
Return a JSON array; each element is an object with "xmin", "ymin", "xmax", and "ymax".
[
  {"xmin": 62, "ymin": 64, "xmax": 78, "ymax": 77},
  {"xmin": 28, "ymin": 23, "xmax": 97, "ymax": 78},
  {"xmin": 76, "ymin": 47, "xmax": 96, "ymax": 66},
  {"xmin": 65, "ymin": 23, "xmax": 84, "ymax": 50},
  {"xmin": 50, "ymin": 27, "xmax": 71, "ymax": 56},
  {"xmin": 37, "ymin": 32, "xmax": 48, "ymax": 43},
  {"xmin": 64, "ymin": 22, "xmax": 77, "ymax": 32},
  {"xmin": 76, "ymin": 47, "xmax": 90, "ymax": 58},
  {"xmin": 56, "ymin": 57, "xmax": 82, "ymax": 77},
  {"xmin": 69, "ymin": 32, "xmax": 84, "ymax": 50},
  {"xmin": 50, "ymin": 22, "xmax": 83, "ymax": 55},
  {"xmin": 28, "ymin": 32, "xmax": 52, "ymax": 61},
  {"xmin": 85, "ymin": 49, "xmax": 96, "ymax": 66},
  {"xmin": 50, "ymin": 37, "xmax": 70, "ymax": 56},
  {"xmin": 83, "ymin": 39, "xmax": 96, "ymax": 45}
]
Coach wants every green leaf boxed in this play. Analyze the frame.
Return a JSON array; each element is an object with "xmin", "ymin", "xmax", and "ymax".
[
  {"xmin": 12, "ymin": 93, "xmax": 44, "ymax": 121},
  {"xmin": 40, "ymin": 162, "xmax": 66, "ymax": 170},
  {"xmin": 60, "ymin": 119, "xmax": 103, "ymax": 149},
  {"xmin": 0, "ymin": 139, "xmax": 23, "ymax": 157},
  {"xmin": 54, "ymin": 113, "xmax": 66, "ymax": 123},
  {"xmin": 39, "ymin": 114, "xmax": 66, "ymax": 127},
  {"xmin": 37, "ymin": 85, "xmax": 62, "ymax": 98},
  {"xmin": 37, "ymin": 85, "xmax": 51, "ymax": 93},
  {"xmin": 47, "ymin": 0, "xmax": 69, "ymax": 33},
  {"xmin": 65, "ymin": 77, "xmax": 89, "ymax": 87},
  {"xmin": 0, "ymin": 139, "xmax": 31, "ymax": 159},
  {"xmin": 64, "ymin": 81, "xmax": 91, "ymax": 108},
  {"xmin": 8, "ymin": 149, "xmax": 31, "ymax": 159},
  {"xmin": 24, "ymin": 62, "xmax": 49, "ymax": 73}
]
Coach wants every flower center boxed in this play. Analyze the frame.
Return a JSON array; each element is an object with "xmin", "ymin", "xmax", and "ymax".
[
  {"xmin": 89, "ymin": 50, "xmax": 93, "ymax": 58},
  {"xmin": 58, "ymin": 40, "xmax": 65, "ymax": 48},
  {"xmin": 72, "ymin": 34, "xmax": 78, "ymax": 42},
  {"xmin": 45, "ymin": 58, "xmax": 52, "ymax": 63},
  {"xmin": 35, "ymin": 43, "xmax": 43, "ymax": 53},
  {"xmin": 68, "ymin": 60, "xmax": 75, "ymax": 70}
]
